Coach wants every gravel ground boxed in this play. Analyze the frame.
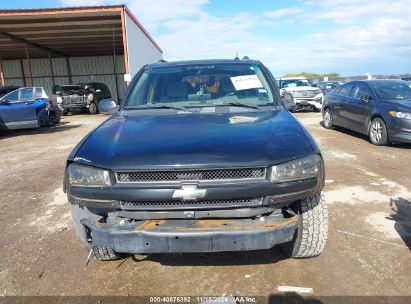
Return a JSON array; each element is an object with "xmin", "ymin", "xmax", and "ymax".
[{"xmin": 0, "ymin": 112, "xmax": 410, "ymax": 298}]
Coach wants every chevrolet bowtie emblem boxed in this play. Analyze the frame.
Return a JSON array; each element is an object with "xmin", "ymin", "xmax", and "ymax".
[{"xmin": 172, "ymin": 185, "xmax": 206, "ymax": 201}]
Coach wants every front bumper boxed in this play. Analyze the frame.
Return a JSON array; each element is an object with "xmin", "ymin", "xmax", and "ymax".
[
  {"xmin": 294, "ymin": 96, "xmax": 323, "ymax": 110},
  {"xmin": 68, "ymin": 178, "xmax": 320, "ymax": 210},
  {"xmin": 80, "ymin": 212, "xmax": 299, "ymax": 253},
  {"xmin": 59, "ymin": 103, "xmax": 89, "ymax": 111},
  {"xmin": 388, "ymin": 118, "xmax": 411, "ymax": 143}
]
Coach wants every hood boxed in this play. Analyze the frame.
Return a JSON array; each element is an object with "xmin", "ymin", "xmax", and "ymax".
[
  {"xmin": 283, "ymin": 86, "xmax": 318, "ymax": 92},
  {"xmin": 73, "ymin": 110, "xmax": 315, "ymax": 170},
  {"xmin": 383, "ymin": 99, "xmax": 411, "ymax": 110}
]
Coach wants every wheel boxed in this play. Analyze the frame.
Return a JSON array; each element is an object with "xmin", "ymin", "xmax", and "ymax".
[
  {"xmin": 62, "ymin": 110, "xmax": 68, "ymax": 116},
  {"xmin": 313, "ymin": 106, "xmax": 321, "ymax": 113},
  {"xmin": 37, "ymin": 109, "xmax": 49, "ymax": 127},
  {"xmin": 280, "ymin": 193, "xmax": 328, "ymax": 258},
  {"xmin": 89, "ymin": 101, "xmax": 98, "ymax": 114},
  {"xmin": 369, "ymin": 117, "xmax": 389, "ymax": 146},
  {"xmin": 92, "ymin": 246, "xmax": 120, "ymax": 261},
  {"xmin": 323, "ymin": 108, "xmax": 333, "ymax": 129}
]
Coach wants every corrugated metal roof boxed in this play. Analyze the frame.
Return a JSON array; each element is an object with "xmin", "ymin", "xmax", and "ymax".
[{"xmin": 0, "ymin": 5, "xmax": 162, "ymax": 59}]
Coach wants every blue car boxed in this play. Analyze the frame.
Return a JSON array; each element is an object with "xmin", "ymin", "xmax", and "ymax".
[
  {"xmin": 64, "ymin": 59, "xmax": 328, "ymax": 261},
  {"xmin": 0, "ymin": 87, "xmax": 59, "ymax": 130},
  {"xmin": 322, "ymin": 80, "xmax": 411, "ymax": 145}
]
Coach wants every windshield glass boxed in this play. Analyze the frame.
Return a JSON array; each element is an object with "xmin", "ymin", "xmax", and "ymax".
[
  {"xmin": 371, "ymin": 82, "xmax": 411, "ymax": 100},
  {"xmin": 324, "ymin": 82, "xmax": 341, "ymax": 89},
  {"xmin": 124, "ymin": 63, "xmax": 277, "ymax": 109},
  {"xmin": 61, "ymin": 85, "xmax": 82, "ymax": 91},
  {"xmin": 280, "ymin": 79, "xmax": 313, "ymax": 88}
]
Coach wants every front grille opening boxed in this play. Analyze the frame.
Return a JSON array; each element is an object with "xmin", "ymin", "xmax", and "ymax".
[
  {"xmin": 119, "ymin": 197, "xmax": 263, "ymax": 210},
  {"xmin": 116, "ymin": 168, "xmax": 266, "ymax": 183}
]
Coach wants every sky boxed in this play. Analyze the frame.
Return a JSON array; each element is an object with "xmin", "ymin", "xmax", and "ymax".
[{"xmin": 2, "ymin": 0, "xmax": 411, "ymax": 76}]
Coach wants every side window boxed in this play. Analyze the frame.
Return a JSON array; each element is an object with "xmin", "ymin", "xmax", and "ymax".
[
  {"xmin": 19, "ymin": 88, "xmax": 34, "ymax": 101},
  {"xmin": 351, "ymin": 83, "xmax": 372, "ymax": 99},
  {"xmin": 3, "ymin": 90, "xmax": 19, "ymax": 101},
  {"xmin": 34, "ymin": 88, "xmax": 43, "ymax": 99},
  {"xmin": 338, "ymin": 83, "xmax": 355, "ymax": 97}
]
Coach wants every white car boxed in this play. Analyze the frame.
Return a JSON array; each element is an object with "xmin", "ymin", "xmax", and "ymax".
[{"xmin": 278, "ymin": 77, "xmax": 323, "ymax": 111}]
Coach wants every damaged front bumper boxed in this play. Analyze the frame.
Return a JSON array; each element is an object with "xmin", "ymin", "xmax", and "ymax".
[{"xmin": 80, "ymin": 213, "xmax": 299, "ymax": 253}]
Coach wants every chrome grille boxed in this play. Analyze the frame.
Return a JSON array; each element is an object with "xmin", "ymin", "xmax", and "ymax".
[
  {"xmin": 119, "ymin": 197, "xmax": 263, "ymax": 210},
  {"xmin": 62, "ymin": 95, "xmax": 87, "ymax": 104},
  {"xmin": 116, "ymin": 168, "xmax": 266, "ymax": 183},
  {"xmin": 292, "ymin": 91, "xmax": 316, "ymax": 98}
]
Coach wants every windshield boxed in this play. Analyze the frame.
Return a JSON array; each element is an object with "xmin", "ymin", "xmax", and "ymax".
[
  {"xmin": 124, "ymin": 63, "xmax": 278, "ymax": 109},
  {"xmin": 280, "ymin": 79, "xmax": 313, "ymax": 88},
  {"xmin": 371, "ymin": 82, "xmax": 411, "ymax": 101},
  {"xmin": 61, "ymin": 85, "xmax": 83, "ymax": 91},
  {"xmin": 324, "ymin": 82, "xmax": 341, "ymax": 89}
]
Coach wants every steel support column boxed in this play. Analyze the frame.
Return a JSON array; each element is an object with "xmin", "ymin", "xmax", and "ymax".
[
  {"xmin": 48, "ymin": 52, "xmax": 55, "ymax": 87},
  {"xmin": 65, "ymin": 57, "xmax": 72, "ymax": 83},
  {"xmin": 0, "ymin": 56, "xmax": 5, "ymax": 86},
  {"xmin": 25, "ymin": 44, "xmax": 33, "ymax": 86},
  {"xmin": 120, "ymin": 7, "xmax": 129, "ymax": 85}
]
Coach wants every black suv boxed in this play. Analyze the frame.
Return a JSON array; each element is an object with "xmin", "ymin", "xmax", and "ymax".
[
  {"xmin": 53, "ymin": 82, "xmax": 111, "ymax": 114},
  {"xmin": 64, "ymin": 59, "xmax": 328, "ymax": 261}
]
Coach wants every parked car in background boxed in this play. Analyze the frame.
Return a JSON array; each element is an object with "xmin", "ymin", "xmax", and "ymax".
[
  {"xmin": 278, "ymin": 77, "xmax": 323, "ymax": 111},
  {"xmin": 53, "ymin": 82, "xmax": 111, "ymax": 115},
  {"xmin": 317, "ymin": 81, "xmax": 343, "ymax": 95},
  {"xmin": 401, "ymin": 77, "xmax": 411, "ymax": 83},
  {"xmin": 65, "ymin": 59, "xmax": 328, "ymax": 261},
  {"xmin": 0, "ymin": 87, "xmax": 60, "ymax": 130},
  {"xmin": 322, "ymin": 80, "xmax": 411, "ymax": 145},
  {"xmin": 0, "ymin": 85, "xmax": 20, "ymax": 98}
]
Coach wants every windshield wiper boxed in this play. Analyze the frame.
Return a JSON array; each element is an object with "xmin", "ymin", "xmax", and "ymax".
[
  {"xmin": 125, "ymin": 103, "xmax": 188, "ymax": 111},
  {"xmin": 226, "ymin": 102, "xmax": 261, "ymax": 110}
]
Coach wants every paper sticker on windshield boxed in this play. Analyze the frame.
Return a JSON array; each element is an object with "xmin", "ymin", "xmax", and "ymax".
[{"xmin": 230, "ymin": 75, "xmax": 263, "ymax": 91}]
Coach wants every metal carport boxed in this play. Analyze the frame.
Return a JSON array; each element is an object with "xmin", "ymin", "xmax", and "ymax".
[{"xmin": 0, "ymin": 5, "xmax": 163, "ymax": 101}]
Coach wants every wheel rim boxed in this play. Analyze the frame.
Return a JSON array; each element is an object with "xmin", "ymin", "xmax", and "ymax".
[
  {"xmin": 370, "ymin": 120, "xmax": 383, "ymax": 142},
  {"xmin": 324, "ymin": 110, "xmax": 332, "ymax": 127}
]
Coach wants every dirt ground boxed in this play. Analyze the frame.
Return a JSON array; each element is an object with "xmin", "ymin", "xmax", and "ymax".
[{"xmin": 0, "ymin": 112, "xmax": 410, "ymax": 297}]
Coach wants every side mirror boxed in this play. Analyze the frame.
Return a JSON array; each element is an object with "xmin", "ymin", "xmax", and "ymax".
[
  {"xmin": 1, "ymin": 99, "xmax": 10, "ymax": 104},
  {"xmin": 281, "ymin": 92, "xmax": 296, "ymax": 111},
  {"xmin": 98, "ymin": 98, "xmax": 118, "ymax": 115},
  {"xmin": 312, "ymin": 84, "xmax": 318, "ymax": 87},
  {"xmin": 95, "ymin": 89, "xmax": 102, "ymax": 93},
  {"xmin": 360, "ymin": 95, "xmax": 371, "ymax": 103}
]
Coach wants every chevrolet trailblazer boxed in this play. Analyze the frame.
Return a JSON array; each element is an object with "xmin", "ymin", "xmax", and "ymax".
[{"xmin": 64, "ymin": 59, "xmax": 328, "ymax": 261}]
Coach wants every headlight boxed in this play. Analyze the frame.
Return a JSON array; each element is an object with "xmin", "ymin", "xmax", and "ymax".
[
  {"xmin": 56, "ymin": 96, "xmax": 62, "ymax": 104},
  {"xmin": 270, "ymin": 155, "xmax": 322, "ymax": 183},
  {"xmin": 67, "ymin": 163, "xmax": 111, "ymax": 187},
  {"xmin": 389, "ymin": 111, "xmax": 411, "ymax": 120},
  {"xmin": 314, "ymin": 89, "xmax": 322, "ymax": 95}
]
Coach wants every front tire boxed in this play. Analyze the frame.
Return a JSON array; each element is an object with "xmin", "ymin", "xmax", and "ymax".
[
  {"xmin": 369, "ymin": 117, "xmax": 389, "ymax": 146},
  {"xmin": 93, "ymin": 246, "xmax": 120, "ymax": 261},
  {"xmin": 323, "ymin": 108, "xmax": 333, "ymax": 129},
  {"xmin": 280, "ymin": 194, "xmax": 328, "ymax": 258},
  {"xmin": 89, "ymin": 101, "xmax": 98, "ymax": 114}
]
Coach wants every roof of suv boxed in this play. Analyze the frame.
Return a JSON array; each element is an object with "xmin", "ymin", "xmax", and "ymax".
[
  {"xmin": 279, "ymin": 77, "xmax": 308, "ymax": 80},
  {"xmin": 147, "ymin": 59, "xmax": 261, "ymax": 68}
]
